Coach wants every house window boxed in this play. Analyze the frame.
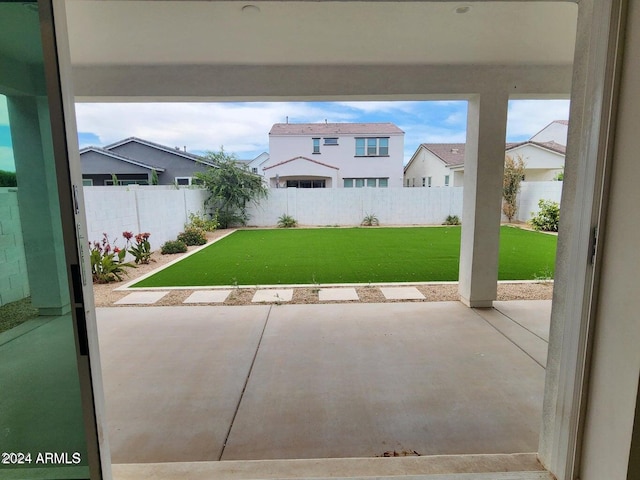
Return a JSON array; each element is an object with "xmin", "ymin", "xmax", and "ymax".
[
  {"xmin": 355, "ymin": 137, "xmax": 390, "ymax": 156},
  {"xmin": 412, "ymin": 178, "xmax": 415, "ymax": 187},
  {"xmin": 104, "ymin": 179, "xmax": 148, "ymax": 186},
  {"xmin": 406, "ymin": 178, "xmax": 410, "ymax": 187},
  {"xmin": 344, "ymin": 178, "xmax": 388, "ymax": 188},
  {"xmin": 444, "ymin": 175, "xmax": 450, "ymax": 187},
  {"xmin": 82, "ymin": 179, "xmax": 93, "ymax": 186},
  {"xmin": 323, "ymin": 137, "xmax": 338, "ymax": 145},
  {"xmin": 252, "ymin": 167, "xmax": 258, "ymax": 174},
  {"xmin": 287, "ymin": 180, "xmax": 326, "ymax": 188},
  {"xmin": 175, "ymin": 177, "xmax": 193, "ymax": 186},
  {"xmin": 312, "ymin": 138, "xmax": 320, "ymax": 153},
  {"xmin": 428, "ymin": 176, "xmax": 432, "ymax": 187}
]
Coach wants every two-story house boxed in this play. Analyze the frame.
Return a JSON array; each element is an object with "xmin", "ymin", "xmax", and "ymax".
[
  {"xmin": 262, "ymin": 122, "xmax": 405, "ymax": 188},
  {"xmin": 403, "ymin": 120, "xmax": 567, "ymax": 187}
]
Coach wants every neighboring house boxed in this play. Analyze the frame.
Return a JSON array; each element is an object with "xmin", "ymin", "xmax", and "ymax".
[
  {"xmin": 236, "ymin": 152, "xmax": 270, "ymax": 176},
  {"xmin": 403, "ymin": 143, "xmax": 465, "ymax": 188},
  {"xmin": 80, "ymin": 137, "xmax": 216, "ymax": 186},
  {"xmin": 404, "ymin": 120, "xmax": 567, "ymax": 187},
  {"xmin": 262, "ymin": 122, "xmax": 405, "ymax": 188}
]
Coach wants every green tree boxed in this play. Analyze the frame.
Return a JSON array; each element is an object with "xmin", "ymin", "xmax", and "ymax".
[
  {"xmin": 502, "ymin": 154, "xmax": 526, "ymax": 222},
  {"xmin": 195, "ymin": 148, "xmax": 268, "ymax": 228},
  {"xmin": 151, "ymin": 169, "xmax": 159, "ymax": 185},
  {"xmin": 0, "ymin": 170, "xmax": 17, "ymax": 187}
]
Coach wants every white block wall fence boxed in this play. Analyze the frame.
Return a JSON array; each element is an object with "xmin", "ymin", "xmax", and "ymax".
[
  {"xmin": 245, "ymin": 187, "xmax": 465, "ymax": 226},
  {"xmin": 0, "ymin": 182, "xmax": 562, "ymax": 306},
  {"xmin": 0, "ymin": 188, "xmax": 29, "ymax": 306},
  {"xmin": 82, "ymin": 186, "xmax": 209, "ymax": 251}
]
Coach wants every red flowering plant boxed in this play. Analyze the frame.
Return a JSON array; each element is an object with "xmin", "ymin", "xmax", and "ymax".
[
  {"xmin": 124, "ymin": 231, "xmax": 152, "ymax": 264},
  {"xmin": 89, "ymin": 233, "xmax": 135, "ymax": 283}
]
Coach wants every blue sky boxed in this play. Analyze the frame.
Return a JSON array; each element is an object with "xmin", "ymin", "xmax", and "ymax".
[{"xmin": 1, "ymin": 98, "xmax": 570, "ymax": 172}]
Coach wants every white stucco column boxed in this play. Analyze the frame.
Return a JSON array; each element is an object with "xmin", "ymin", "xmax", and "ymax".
[{"xmin": 458, "ymin": 92, "xmax": 509, "ymax": 308}]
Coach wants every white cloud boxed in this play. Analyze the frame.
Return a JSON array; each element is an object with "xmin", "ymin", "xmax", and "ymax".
[
  {"xmin": 506, "ymin": 100, "xmax": 570, "ymax": 140},
  {"xmin": 0, "ymin": 146, "xmax": 15, "ymax": 172},
  {"xmin": 335, "ymin": 101, "xmax": 421, "ymax": 114},
  {"xmin": 74, "ymin": 102, "xmax": 356, "ymax": 158}
]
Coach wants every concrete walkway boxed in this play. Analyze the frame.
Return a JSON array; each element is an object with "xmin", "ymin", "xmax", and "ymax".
[{"xmin": 96, "ymin": 300, "xmax": 551, "ymax": 465}]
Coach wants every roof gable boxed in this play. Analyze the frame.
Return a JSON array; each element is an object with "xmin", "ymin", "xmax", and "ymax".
[
  {"xmin": 263, "ymin": 156, "xmax": 340, "ymax": 171},
  {"xmin": 506, "ymin": 140, "xmax": 566, "ymax": 155},
  {"xmin": 422, "ymin": 143, "xmax": 466, "ymax": 167},
  {"xmin": 79, "ymin": 147, "xmax": 165, "ymax": 171},
  {"xmin": 104, "ymin": 137, "xmax": 216, "ymax": 167}
]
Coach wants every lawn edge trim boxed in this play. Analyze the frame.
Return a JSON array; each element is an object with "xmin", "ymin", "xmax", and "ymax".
[
  {"xmin": 115, "ymin": 229, "xmax": 238, "ymax": 291},
  {"xmin": 116, "ymin": 279, "xmax": 553, "ymax": 292}
]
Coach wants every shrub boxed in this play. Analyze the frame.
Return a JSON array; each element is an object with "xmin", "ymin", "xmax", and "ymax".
[
  {"xmin": 443, "ymin": 215, "xmax": 461, "ymax": 225},
  {"xmin": 503, "ymin": 154, "xmax": 526, "ymax": 222},
  {"xmin": 216, "ymin": 209, "xmax": 247, "ymax": 229},
  {"xmin": 187, "ymin": 212, "xmax": 218, "ymax": 232},
  {"xmin": 530, "ymin": 199, "xmax": 560, "ymax": 232},
  {"xmin": 361, "ymin": 213, "xmax": 379, "ymax": 226},
  {"xmin": 90, "ymin": 234, "xmax": 135, "ymax": 283},
  {"xmin": 161, "ymin": 240, "xmax": 188, "ymax": 254},
  {"xmin": 178, "ymin": 226, "xmax": 207, "ymax": 246},
  {"xmin": 0, "ymin": 170, "xmax": 17, "ymax": 187},
  {"xmin": 277, "ymin": 213, "xmax": 298, "ymax": 228},
  {"xmin": 123, "ymin": 231, "xmax": 152, "ymax": 264}
]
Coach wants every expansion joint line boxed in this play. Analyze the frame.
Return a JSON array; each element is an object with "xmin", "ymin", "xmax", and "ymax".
[
  {"xmin": 218, "ymin": 305, "xmax": 272, "ymax": 461},
  {"xmin": 471, "ymin": 308, "xmax": 546, "ymax": 370}
]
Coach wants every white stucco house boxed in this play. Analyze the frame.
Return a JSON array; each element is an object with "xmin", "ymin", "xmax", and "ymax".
[
  {"xmin": 262, "ymin": 122, "xmax": 405, "ymax": 188},
  {"xmin": 237, "ymin": 152, "xmax": 270, "ymax": 176},
  {"xmin": 404, "ymin": 120, "xmax": 567, "ymax": 186}
]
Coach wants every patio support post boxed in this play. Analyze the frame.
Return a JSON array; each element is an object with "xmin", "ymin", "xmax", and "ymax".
[
  {"xmin": 458, "ymin": 92, "xmax": 509, "ymax": 308},
  {"xmin": 7, "ymin": 95, "xmax": 71, "ymax": 316}
]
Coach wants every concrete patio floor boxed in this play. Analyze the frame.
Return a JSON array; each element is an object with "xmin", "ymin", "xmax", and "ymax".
[{"xmin": 97, "ymin": 300, "xmax": 551, "ymax": 466}]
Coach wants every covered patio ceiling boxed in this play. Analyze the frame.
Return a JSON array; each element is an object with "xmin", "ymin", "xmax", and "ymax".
[{"xmin": 64, "ymin": 0, "xmax": 578, "ymax": 101}]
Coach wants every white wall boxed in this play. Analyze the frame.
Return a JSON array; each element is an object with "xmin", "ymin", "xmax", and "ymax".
[
  {"xmin": 267, "ymin": 133, "xmax": 404, "ymax": 187},
  {"xmin": 516, "ymin": 181, "xmax": 563, "ymax": 223},
  {"xmin": 579, "ymin": 0, "xmax": 640, "ymax": 477},
  {"xmin": 530, "ymin": 121, "xmax": 568, "ymax": 144},
  {"xmin": 0, "ymin": 188, "xmax": 29, "ymax": 306},
  {"xmin": 403, "ymin": 147, "xmax": 454, "ymax": 188},
  {"xmin": 83, "ymin": 186, "xmax": 208, "ymax": 250},
  {"xmin": 247, "ymin": 187, "xmax": 463, "ymax": 226}
]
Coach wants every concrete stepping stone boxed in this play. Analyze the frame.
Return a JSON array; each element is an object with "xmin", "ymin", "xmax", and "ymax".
[
  {"xmin": 115, "ymin": 291, "xmax": 169, "ymax": 305},
  {"xmin": 252, "ymin": 289, "xmax": 294, "ymax": 303},
  {"xmin": 380, "ymin": 286, "xmax": 425, "ymax": 300},
  {"xmin": 183, "ymin": 290, "xmax": 232, "ymax": 304},
  {"xmin": 318, "ymin": 288, "xmax": 359, "ymax": 301}
]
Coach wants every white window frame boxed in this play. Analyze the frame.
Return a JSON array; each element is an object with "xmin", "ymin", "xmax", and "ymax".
[
  {"xmin": 82, "ymin": 179, "xmax": 93, "ymax": 186},
  {"xmin": 312, "ymin": 138, "xmax": 320, "ymax": 153},
  {"xmin": 175, "ymin": 176, "xmax": 193, "ymax": 186},
  {"xmin": 428, "ymin": 176, "xmax": 432, "ymax": 187},
  {"xmin": 444, "ymin": 175, "xmax": 450, "ymax": 187},
  {"xmin": 355, "ymin": 137, "xmax": 390, "ymax": 157}
]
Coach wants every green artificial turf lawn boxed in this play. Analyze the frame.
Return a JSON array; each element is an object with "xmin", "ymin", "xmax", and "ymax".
[{"xmin": 133, "ymin": 226, "xmax": 557, "ymax": 287}]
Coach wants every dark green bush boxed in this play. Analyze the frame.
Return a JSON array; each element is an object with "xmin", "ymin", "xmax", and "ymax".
[
  {"xmin": 0, "ymin": 170, "xmax": 17, "ymax": 187},
  {"xmin": 530, "ymin": 199, "xmax": 560, "ymax": 232},
  {"xmin": 161, "ymin": 240, "xmax": 188, "ymax": 254},
  {"xmin": 177, "ymin": 227, "xmax": 207, "ymax": 246}
]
